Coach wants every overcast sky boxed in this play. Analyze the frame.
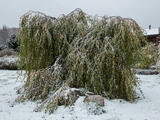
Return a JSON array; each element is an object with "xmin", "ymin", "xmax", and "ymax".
[{"xmin": 0, "ymin": 0, "xmax": 159, "ymax": 29}]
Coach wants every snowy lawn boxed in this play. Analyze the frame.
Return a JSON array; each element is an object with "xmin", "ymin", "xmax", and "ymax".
[{"xmin": 0, "ymin": 70, "xmax": 160, "ymax": 120}]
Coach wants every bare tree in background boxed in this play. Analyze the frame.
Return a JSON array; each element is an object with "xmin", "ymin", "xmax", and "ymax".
[{"xmin": 0, "ymin": 26, "xmax": 9, "ymax": 45}]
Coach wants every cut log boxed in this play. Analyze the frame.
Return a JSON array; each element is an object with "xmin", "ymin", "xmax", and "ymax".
[{"xmin": 134, "ymin": 69, "xmax": 159, "ymax": 75}]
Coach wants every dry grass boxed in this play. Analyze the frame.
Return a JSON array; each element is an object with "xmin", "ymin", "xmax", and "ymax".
[{"xmin": 0, "ymin": 48, "xmax": 16, "ymax": 57}]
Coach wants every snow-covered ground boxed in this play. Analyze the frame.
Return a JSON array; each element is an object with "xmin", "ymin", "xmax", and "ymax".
[
  {"xmin": 0, "ymin": 56, "xmax": 18, "ymax": 64},
  {"xmin": 0, "ymin": 70, "xmax": 160, "ymax": 120}
]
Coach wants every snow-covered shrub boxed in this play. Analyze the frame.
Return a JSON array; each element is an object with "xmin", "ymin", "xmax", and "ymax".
[
  {"xmin": 134, "ymin": 43, "xmax": 158, "ymax": 69},
  {"xmin": 0, "ymin": 55, "xmax": 18, "ymax": 70},
  {"xmin": 17, "ymin": 9, "xmax": 145, "ymax": 113},
  {"xmin": 156, "ymin": 44, "xmax": 160, "ymax": 72}
]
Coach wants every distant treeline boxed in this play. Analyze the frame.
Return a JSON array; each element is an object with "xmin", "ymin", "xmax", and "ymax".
[{"xmin": 0, "ymin": 26, "xmax": 18, "ymax": 45}]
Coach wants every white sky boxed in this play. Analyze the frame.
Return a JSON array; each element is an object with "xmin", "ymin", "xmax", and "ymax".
[{"xmin": 0, "ymin": 0, "xmax": 160, "ymax": 29}]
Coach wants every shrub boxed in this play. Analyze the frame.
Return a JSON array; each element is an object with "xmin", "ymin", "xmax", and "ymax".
[
  {"xmin": 17, "ymin": 9, "xmax": 144, "ymax": 113},
  {"xmin": 134, "ymin": 43, "xmax": 158, "ymax": 69}
]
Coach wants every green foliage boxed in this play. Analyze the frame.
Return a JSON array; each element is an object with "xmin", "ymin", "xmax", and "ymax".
[
  {"xmin": 19, "ymin": 11, "xmax": 55, "ymax": 73},
  {"xmin": 66, "ymin": 17, "xmax": 144, "ymax": 101},
  {"xmin": 24, "ymin": 62, "xmax": 64, "ymax": 101},
  {"xmin": 135, "ymin": 43, "xmax": 158, "ymax": 69},
  {"xmin": 19, "ymin": 9, "xmax": 89, "ymax": 75},
  {"xmin": 17, "ymin": 9, "xmax": 145, "ymax": 112}
]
